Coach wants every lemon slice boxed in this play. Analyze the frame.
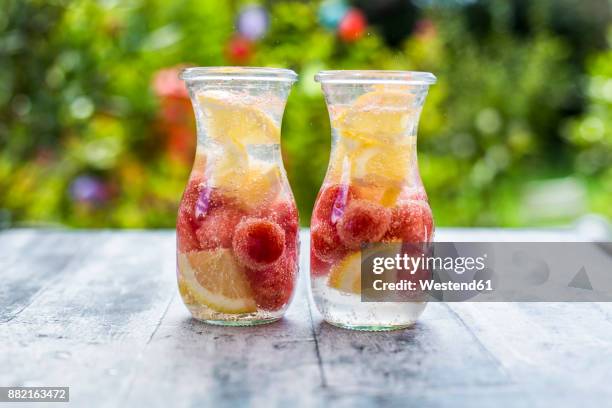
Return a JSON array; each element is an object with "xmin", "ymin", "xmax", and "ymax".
[
  {"xmin": 326, "ymin": 137, "xmax": 412, "ymax": 198},
  {"xmin": 353, "ymin": 181, "xmax": 402, "ymax": 208},
  {"xmin": 350, "ymin": 143, "xmax": 413, "ymax": 184},
  {"xmin": 327, "ymin": 140, "xmax": 402, "ymax": 206},
  {"xmin": 198, "ymin": 91, "xmax": 280, "ymax": 146},
  {"xmin": 210, "ymin": 157, "xmax": 282, "ymax": 209},
  {"xmin": 239, "ymin": 160, "xmax": 282, "ymax": 207},
  {"xmin": 328, "ymin": 246, "xmax": 408, "ymax": 297},
  {"xmin": 328, "ymin": 252, "xmax": 362, "ymax": 294},
  {"xmin": 208, "ymin": 142, "xmax": 249, "ymax": 186},
  {"xmin": 334, "ymin": 91, "xmax": 415, "ymax": 144},
  {"xmin": 177, "ymin": 249, "xmax": 257, "ymax": 314}
]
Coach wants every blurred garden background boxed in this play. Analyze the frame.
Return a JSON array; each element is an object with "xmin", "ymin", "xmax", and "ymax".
[{"xmin": 0, "ymin": 0, "xmax": 610, "ymax": 229}]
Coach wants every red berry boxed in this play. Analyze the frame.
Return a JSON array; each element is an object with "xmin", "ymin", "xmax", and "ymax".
[
  {"xmin": 195, "ymin": 206, "xmax": 245, "ymax": 250},
  {"xmin": 177, "ymin": 179, "xmax": 244, "ymax": 252},
  {"xmin": 311, "ymin": 222, "xmax": 346, "ymax": 262},
  {"xmin": 244, "ymin": 247, "xmax": 298, "ymax": 311},
  {"xmin": 384, "ymin": 200, "xmax": 434, "ymax": 243},
  {"xmin": 177, "ymin": 214, "xmax": 200, "ymax": 252},
  {"xmin": 203, "ymin": 187, "xmax": 240, "ymax": 215},
  {"xmin": 232, "ymin": 218, "xmax": 286, "ymax": 270},
  {"xmin": 312, "ymin": 184, "xmax": 355, "ymax": 226},
  {"xmin": 336, "ymin": 199, "xmax": 391, "ymax": 249},
  {"xmin": 310, "ymin": 252, "xmax": 332, "ymax": 277},
  {"xmin": 178, "ymin": 177, "xmax": 204, "ymax": 224},
  {"xmin": 260, "ymin": 199, "xmax": 299, "ymax": 239},
  {"xmin": 179, "ymin": 178, "xmax": 235, "ymax": 222},
  {"xmin": 177, "ymin": 177, "xmax": 205, "ymax": 253}
]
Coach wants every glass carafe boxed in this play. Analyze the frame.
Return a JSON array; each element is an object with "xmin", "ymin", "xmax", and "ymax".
[
  {"xmin": 310, "ymin": 70, "xmax": 436, "ymax": 331},
  {"xmin": 177, "ymin": 67, "xmax": 299, "ymax": 326}
]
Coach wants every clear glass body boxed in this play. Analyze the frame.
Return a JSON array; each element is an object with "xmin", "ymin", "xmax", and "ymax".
[
  {"xmin": 310, "ymin": 70, "xmax": 436, "ymax": 331},
  {"xmin": 177, "ymin": 67, "xmax": 299, "ymax": 326}
]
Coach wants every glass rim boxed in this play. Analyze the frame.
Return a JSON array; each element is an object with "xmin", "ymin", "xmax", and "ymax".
[
  {"xmin": 315, "ymin": 70, "xmax": 437, "ymax": 85},
  {"xmin": 180, "ymin": 66, "xmax": 298, "ymax": 82}
]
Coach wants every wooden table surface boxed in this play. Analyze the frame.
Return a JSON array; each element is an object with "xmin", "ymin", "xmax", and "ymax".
[{"xmin": 1, "ymin": 228, "xmax": 611, "ymax": 407}]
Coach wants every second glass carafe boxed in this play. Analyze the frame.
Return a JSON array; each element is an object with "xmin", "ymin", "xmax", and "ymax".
[{"xmin": 311, "ymin": 70, "xmax": 436, "ymax": 331}]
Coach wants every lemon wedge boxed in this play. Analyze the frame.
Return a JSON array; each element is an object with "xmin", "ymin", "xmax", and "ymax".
[
  {"xmin": 210, "ymin": 156, "xmax": 282, "ymax": 209},
  {"xmin": 237, "ymin": 160, "xmax": 282, "ymax": 207},
  {"xmin": 353, "ymin": 181, "xmax": 402, "ymax": 208},
  {"xmin": 208, "ymin": 142, "xmax": 249, "ymax": 187},
  {"xmin": 177, "ymin": 249, "xmax": 257, "ymax": 314},
  {"xmin": 328, "ymin": 252, "xmax": 362, "ymax": 295},
  {"xmin": 334, "ymin": 91, "xmax": 416, "ymax": 144},
  {"xmin": 325, "ymin": 137, "xmax": 413, "ymax": 199},
  {"xmin": 350, "ymin": 143, "xmax": 413, "ymax": 184},
  {"xmin": 198, "ymin": 91, "xmax": 280, "ymax": 146}
]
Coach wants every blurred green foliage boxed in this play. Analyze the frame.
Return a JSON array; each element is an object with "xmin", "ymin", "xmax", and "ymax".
[{"xmin": 0, "ymin": 0, "xmax": 610, "ymax": 228}]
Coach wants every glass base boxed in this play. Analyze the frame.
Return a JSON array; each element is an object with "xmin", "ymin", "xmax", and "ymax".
[
  {"xmin": 184, "ymin": 302, "xmax": 285, "ymax": 326},
  {"xmin": 193, "ymin": 316, "xmax": 281, "ymax": 327},
  {"xmin": 325, "ymin": 319, "xmax": 416, "ymax": 332},
  {"xmin": 311, "ymin": 278, "xmax": 427, "ymax": 331}
]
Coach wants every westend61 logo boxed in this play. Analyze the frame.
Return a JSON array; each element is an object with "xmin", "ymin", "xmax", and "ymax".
[{"xmin": 360, "ymin": 242, "xmax": 612, "ymax": 302}]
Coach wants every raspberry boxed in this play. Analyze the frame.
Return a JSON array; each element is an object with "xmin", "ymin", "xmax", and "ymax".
[
  {"xmin": 260, "ymin": 199, "xmax": 299, "ymax": 239},
  {"xmin": 195, "ymin": 206, "xmax": 245, "ymax": 250},
  {"xmin": 177, "ymin": 179, "xmax": 245, "ymax": 252},
  {"xmin": 177, "ymin": 177, "xmax": 206, "ymax": 253},
  {"xmin": 176, "ymin": 213, "xmax": 200, "ymax": 252},
  {"xmin": 310, "ymin": 252, "xmax": 332, "ymax": 277},
  {"xmin": 312, "ymin": 184, "xmax": 356, "ymax": 226},
  {"xmin": 232, "ymin": 218, "xmax": 286, "ymax": 270},
  {"xmin": 179, "ymin": 178, "xmax": 236, "ymax": 221},
  {"xmin": 200, "ymin": 187, "xmax": 241, "ymax": 217},
  {"xmin": 178, "ymin": 177, "xmax": 204, "ymax": 224},
  {"xmin": 383, "ymin": 200, "xmax": 434, "ymax": 243},
  {"xmin": 336, "ymin": 199, "xmax": 391, "ymax": 249},
  {"xmin": 311, "ymin": 222, "xmax": 346, "ymax": 262},
  {"xmin": 310, "ymin": 184, "xmax": 357, "ymax": 261},
  {"xmin": 244, "ymin": 247, "xmax": 298, "ymax": 311},
  {"xmin": 177, "ymin": 177, "xmax": 243, "ymax": 252}
]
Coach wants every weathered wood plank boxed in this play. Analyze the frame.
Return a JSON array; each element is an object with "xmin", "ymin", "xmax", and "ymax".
[
  {"xmin": 439, "ymin": 227, "xmax": 612, "ymax": 400},
  {"xmin": 1, "ymin": 231, "xmax": 175, "ymax": 342},
  {"xmin": 449, "ymin": 302, "xmax": 612, "ymax": 391},
  {"xmin": 310, "ymin": 303, "xmax": 509, "ymax": 392},
  {"xmin": 0, "ymin": 253, "xmax": 72, "ymax": 323},
  {"xmin": 0, "ymin": 230, "xmax": 99, "ymax": 323},
  {"xmin": 0, "ymin": 228, "xmax": 38, "ymax": 254},
  {"xmin": 0, "ymin": 231, "xmax": 178, "ymax": 407}
]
